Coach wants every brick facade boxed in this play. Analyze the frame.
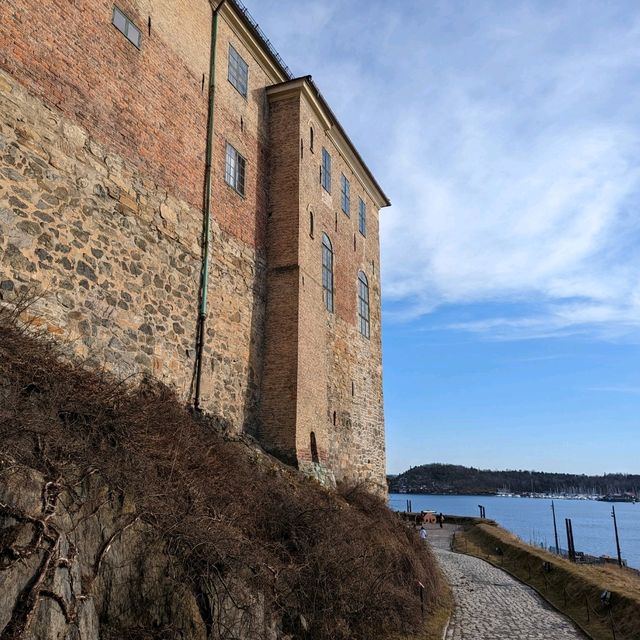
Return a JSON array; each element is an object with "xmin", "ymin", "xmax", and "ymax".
[{"xmin": 0, "ymin": 0, "xmax": 389, "ymax": 490}]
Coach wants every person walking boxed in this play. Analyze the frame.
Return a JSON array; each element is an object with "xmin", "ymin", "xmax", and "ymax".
[{"xmin": 419, "ymin": 525, "xmax": 428, "ymax": 541}]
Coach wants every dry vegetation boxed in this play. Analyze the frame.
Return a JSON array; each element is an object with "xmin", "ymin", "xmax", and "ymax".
[
  {"xmin": 0, "ymin": 303, "xmax": 445, "ymax": 640},
  {"xmin": 454, "ymin": 522, "xmax": 640, "ymax": 640}
]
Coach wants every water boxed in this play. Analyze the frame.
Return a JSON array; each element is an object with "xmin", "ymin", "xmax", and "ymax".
[{"xmin": 389, "ymin": 493, "xmax": 640, "ymax": 569}]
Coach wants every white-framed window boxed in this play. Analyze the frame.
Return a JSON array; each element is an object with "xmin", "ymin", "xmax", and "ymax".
[
  {"xmin": 358, "ymin": 197, "xmax": 367, "ymax": 237},
  {"xmin": 357, "ymin": 271, "xmax": 370, "ymax": 338},
  {"xmin": 228, "ymin": 45, "xmax": 249, "ymax": 97},
  {"xmin": 224, "ymin": 143, "xmax": 246, "ymax": 196},
  {"xmin": 341, "ymin": 174, "xmax": 350, "ymax": 216},
  {"xmin": 112, "ymin": 6, "xmax": 141, "ymax": 48},
  {"xmin": 322, "ymin": 233, "xmax": 334, "ymax": 312},
  {"xmin": 321, "ymin": 148, "xmax": 331, "ymax": 193}
]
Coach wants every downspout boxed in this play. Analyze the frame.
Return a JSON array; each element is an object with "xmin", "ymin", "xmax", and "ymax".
[{"xmin": 194, "ymin": 0, "xmax": 227, "ymax": 412}]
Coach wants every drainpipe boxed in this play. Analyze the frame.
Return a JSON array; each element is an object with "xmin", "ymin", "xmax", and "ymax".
[{"xmin": 194, "ymin": 0, "xmax": 227, "ymax": 412}]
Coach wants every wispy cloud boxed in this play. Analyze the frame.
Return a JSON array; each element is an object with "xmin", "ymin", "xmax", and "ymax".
[
  {"xmin": 376, "ymin": 2, "xmax": 640, "ymax": 339},
  {"xmin": 253, "ymin": 0, "xmax": 640, "ymax": 340},
  {"xmin": 584, "ymin": 385, "xmax": 640, "ymax": 394}
]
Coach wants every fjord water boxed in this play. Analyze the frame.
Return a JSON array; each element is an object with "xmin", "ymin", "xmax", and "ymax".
[{"xmin": 389, "ymin": 494, "xmax": 640, "ymax": 569}]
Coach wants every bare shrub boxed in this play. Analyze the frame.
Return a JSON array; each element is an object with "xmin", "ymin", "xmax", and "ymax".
[{"xmin": 0, "ymin": 304, "xmax": 443, "ymax": 639}]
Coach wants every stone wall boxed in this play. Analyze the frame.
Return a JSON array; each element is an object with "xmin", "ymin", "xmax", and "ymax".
[
  {"xmin": 0, "ymin": 67, "xmax": 264, "ymax": 433},
  {"xmin": 0, "ymin": 0, "xmax": 388, "ymax": 489}
]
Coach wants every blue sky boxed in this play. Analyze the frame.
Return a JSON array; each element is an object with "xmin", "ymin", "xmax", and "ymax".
[{"xmin": 249, "ymin": 0, "xmax": 640, "ymax": 475}]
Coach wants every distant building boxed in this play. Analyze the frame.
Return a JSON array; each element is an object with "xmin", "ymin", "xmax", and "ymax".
[{"xmin": 0, "ymin": 0, "xmax": 390, "ymax": 490}]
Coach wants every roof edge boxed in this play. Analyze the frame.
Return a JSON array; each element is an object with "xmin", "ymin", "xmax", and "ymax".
[{"xmin": 267, "ymin": 76, "xmax": 391, "ymax": 209}]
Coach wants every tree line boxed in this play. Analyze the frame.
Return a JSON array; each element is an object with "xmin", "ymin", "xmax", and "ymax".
[{"xmin": 388, "ymin": 463, "xmax": 640, "ymax": 496}]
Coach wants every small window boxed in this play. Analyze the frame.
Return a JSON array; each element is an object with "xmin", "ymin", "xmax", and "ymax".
[
  {"xmin": 322, "ymin": 233, "xmax": 334, "ymax": 312},
  {"xmin": 224, "ymin": 143, "xmax": 246, "ymax": 196},
  {"xmin": 310, "ymin": 432, "xmax": 319, "ymax": 463},
  {"xmin": 357, "ymin": 271, "xmax": 370, "ymax": 338},
  {"xmin": 341, "ymin": 174, "xmax": 350, "ymax": 216},
  {"xmin": 309, "ymin": 211, "xmax": 314, "ymax": 238},
  {"xmin": 228, "ymin": 45, "xmax": 249, "ymax": 97},
  {"xmin": 112, "ymin": 6, "xmax": 141, "ymax": 48},
  {"xmin": 321, "ymin": 148, "xmax": 331, "ymax": 193},
  {"xmin": 310, "ymin": 126, "xmax": 314, "ymax": 152},
  {"xmin": 358, "ymin": 198, "xmax": 367, "ymax": 237}
]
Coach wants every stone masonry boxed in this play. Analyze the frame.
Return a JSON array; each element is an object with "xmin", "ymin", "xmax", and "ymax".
[
  {"xmin": 428, "ymin": 526, "xmax": 587, "ymax": 640},
  {"xmin": 0, "ymin": 0, "xmax": 390, "ymax": 489}
]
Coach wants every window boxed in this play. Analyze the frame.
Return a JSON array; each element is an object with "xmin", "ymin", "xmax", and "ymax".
[
  {"xmin": 358, "ymin": 197, "xmax": 367, "ymax": 236},
  {"xmin": 357, "ymin": 271, "xmax": 370, "ymax": 338},
  {"xmin": 309, "ymin": 211, "xmax": 314, "ymax": 238},
  {"xmin": 112, "ymin": 6, "xmax": 141, "ymax": 48},
  {"xmin": 322, "ymin": 233, "xmax": 334, "ymax": 312},
  {"xmin": 224, "ymin": 143, "xmax": 246, "ymax": 196},
  {"xmin": 228, "ymin": 45, "xmax": 248, "ymax": 97},
  {"xmin": 341, "ymin": 174, "xmax": 350, "ymax": 216},
  {"xmin": 321, "ymin": 148, "xmax": 331, "ymax": 193},
  {"xmin": 310, "ymin": 432, "xmax": 319, "ymax": 463},
  {"xmin": 310, "ymin": 126, "xmax": 314, "ymax": 152}
]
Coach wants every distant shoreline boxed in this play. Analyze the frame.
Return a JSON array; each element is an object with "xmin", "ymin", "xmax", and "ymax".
[{"xmin": 388, "ymin": 463, "xmax": 640, "ymax": 499}]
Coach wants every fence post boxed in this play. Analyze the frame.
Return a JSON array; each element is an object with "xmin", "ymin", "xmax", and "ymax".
[
  {"xmin": 585, "ymin": 596, "xmax": 590, "ymax": 623},
  {"xmin": 609, "ymin": 610, "xmax": 616, "ymax": 640}
]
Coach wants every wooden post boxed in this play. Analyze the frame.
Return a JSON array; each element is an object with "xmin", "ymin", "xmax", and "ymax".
[{"xmin": 612, "ymin": 506, "xmax": 622, "ymax": 568}]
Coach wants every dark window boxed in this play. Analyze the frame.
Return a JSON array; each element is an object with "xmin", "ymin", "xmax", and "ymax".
[
  {"xmin": 309, "ymin": 211, "xmax": 314, "ymax": 237},
  {"xmin": 321, "ymin": 147, "xmax": 331, "ymax": 193},
  {"xmin": 358, "ymin": 197, "xmax": 367, "ymax": 237},
  {"xmin": 310, "ymin": 432, "xmax": 319, "ymax": 463},
  {"xmin": 322, "ymin": 233, "xmax": 334, "ymax": 312},
  {"xmin": 112, "ymin": 6, "xmax": 141, "ymax": 48},
  {"xmin": 341, "ymin": 174, "xmax": 350, "ymax": 215},
  {"xmin": 310, "ymin": 126, "xmax": 314, "ymax": 152},
  {"xmin": 228, "ymin": 45, "xmax": 248, "ymax": 97},
  {"xmin": 357, "ymin": 271, "xmax": 370, "ymax": 338},
  {"xmin": 224, "ymin": 143, "xmax": 246, "ymax": 196}
]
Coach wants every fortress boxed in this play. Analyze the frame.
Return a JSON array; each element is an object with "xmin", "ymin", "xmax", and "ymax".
[{"xmin": 0, "ymin": 0, "xmax": 389, "ymax": 489}]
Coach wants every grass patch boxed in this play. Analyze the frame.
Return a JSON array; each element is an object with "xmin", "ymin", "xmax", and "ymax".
[
  {"xmin": 388, "ymin": 578, "xmax": 453, "ymax": 640},
  {"xmin": 454, "ymin": 522, "xmax": 640, "ymax": 640}
]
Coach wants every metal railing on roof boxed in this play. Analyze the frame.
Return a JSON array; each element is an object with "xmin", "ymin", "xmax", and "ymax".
[{"xmin": 228, "ymin": 0, "xmax": 294, "ymax": 80}]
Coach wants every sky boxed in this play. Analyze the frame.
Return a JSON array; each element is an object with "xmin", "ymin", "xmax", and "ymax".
[{"xmin": 248, "ymin": 0, "xmax": 640, "ymax": 475}]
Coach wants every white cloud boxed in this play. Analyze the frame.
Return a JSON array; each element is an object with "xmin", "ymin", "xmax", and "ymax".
[
  {"xmin": 377, "ymin": 2, "xmax": 640, "ymax": 338},
  {"xmin": 251, "ymin": 0, "xmax": 640, "ymax": 340}
]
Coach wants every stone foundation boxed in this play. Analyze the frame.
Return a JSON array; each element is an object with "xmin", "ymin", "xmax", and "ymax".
[{"xmin": 0, "ymin": 69, "xmax": 265, "ymax": 433}]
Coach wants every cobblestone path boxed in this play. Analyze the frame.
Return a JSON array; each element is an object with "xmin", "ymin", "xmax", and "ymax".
[{"xmin": 427, "ymin": 526, "xmax": 586, "ymax": 639}]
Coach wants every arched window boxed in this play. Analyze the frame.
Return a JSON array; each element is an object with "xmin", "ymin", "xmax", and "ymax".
[
  {"xmin": 322, "ymin": 233, "xmax": 334, "ymax": 312},
  {"xmin": 357, "ymin": 271, "xmax": 370, "ymax": 338},
  {"xmin": 309, "ymin": 211, "xmax": 314, "ymax": 237},
  {"xmin": 310, "ymin": 432, "xmax": 319, "ymax": 463}
]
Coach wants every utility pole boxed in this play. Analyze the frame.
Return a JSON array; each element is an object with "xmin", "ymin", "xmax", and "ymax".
[
  {"xmin": 551, "ymin": 500, "xmax": 560, "ymax": 554},
  {"xmin": 612, "ymin": 505, "xmax": 622, "ymax": 567}
]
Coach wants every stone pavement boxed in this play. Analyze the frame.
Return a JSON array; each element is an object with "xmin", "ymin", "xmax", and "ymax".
[{"xmin": 426, "ymin": 524, "xmax": 586, "ymax": 639}]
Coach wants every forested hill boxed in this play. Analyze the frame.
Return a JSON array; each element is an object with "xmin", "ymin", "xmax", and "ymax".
[{"xmin": 388, "ymin": 464, "xmax": 640, "ymax": 496}]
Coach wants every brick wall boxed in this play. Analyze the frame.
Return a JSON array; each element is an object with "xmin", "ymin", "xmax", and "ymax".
[
  {"xmin": 258, "ymin": 95, "xmax": 301, "ymax": 459},
  {"xmin": 0, "ymin": 0, "xmax": 279, "ymax": 432},
  {"xmin": 0, "ymin": 0, "xmax": 387, "ymax": 489},
  {"xmin": 261, "ymin": 85, "xmax": 386, "ymax": 490}
]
